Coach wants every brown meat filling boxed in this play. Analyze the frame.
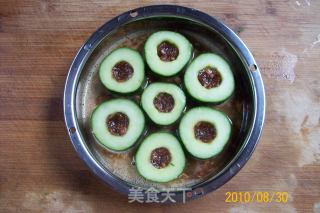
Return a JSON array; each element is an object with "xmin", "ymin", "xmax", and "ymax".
[
  {"xmin": 153, "ymin": 92, "xmax": 175, "ymax": 113},
  {"xmin": 157, "ymin": 41, "xmax": 179, "ymax": 62},
  {"xmin": 106, "ymin": 112, "xmax": 129, "ymax": 136},
  {"xmin": 112, "ymin": 61, "xmax": 134, "ymax": 82},
  {"xmin": 150, "ymin": 147, "xmax": 172, "ymax": 169},
  {"xmin": 194, "ymin": 121, "xmax": 216, "ymax": 143},
  {"xmin": 197, "ymin": 67, "xmax": 222, "ymax": 89}
]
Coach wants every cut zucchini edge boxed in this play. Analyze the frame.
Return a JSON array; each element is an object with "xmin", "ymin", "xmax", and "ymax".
[
  {"xmin": 91, "ymin": 99, "xmax": 145, "ymax": 152},
  {"xmin": 99, "ymin": 47, "xmax": 145, "ymax": 94},
  {"xmin": 144, "ymin": 31, "xmax": 193, "ymax": 76},
  {"xmin": 179, "ymin": 107, "xmax": 232, "ymax": 159},
  {"xmin": 135, "ymin": 132, "xmax": 186, "ymax": 183},
  {"xmin": 141, "ymin": 82, "xmax": 186, "ymax": 125},
  {"xmin": 184, "ymin": 53, "xmax": 235, "ymax": 103}
]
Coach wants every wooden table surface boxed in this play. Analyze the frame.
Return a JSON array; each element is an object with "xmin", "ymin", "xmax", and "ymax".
[{"xmin": 0, "ymin": 0, "xmax": 319, "ymax": 212}]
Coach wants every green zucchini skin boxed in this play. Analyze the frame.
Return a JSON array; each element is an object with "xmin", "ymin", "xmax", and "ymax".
[
  {"xmin": 182, "ymin": 81, "xmax": 235, "ymax": 105},
  {"xmin": 100, "ymin": 78, "xmax": 146, "ymax": 97}
]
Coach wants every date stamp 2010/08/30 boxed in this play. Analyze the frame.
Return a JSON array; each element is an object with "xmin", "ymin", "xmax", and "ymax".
[{"xmin": 225, "ymin": 191, "xmax": 289, "ymax": 203}]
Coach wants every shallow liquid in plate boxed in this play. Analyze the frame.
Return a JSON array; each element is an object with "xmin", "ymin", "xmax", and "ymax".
[{"xmin": 76, "ymin": 18, "xmax": 248, "ymax": 190}]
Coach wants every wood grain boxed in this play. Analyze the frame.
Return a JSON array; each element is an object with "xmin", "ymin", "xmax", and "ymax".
[{"xmin": 0, "ymin": 0, "xmax": 319, "ymax": 212}]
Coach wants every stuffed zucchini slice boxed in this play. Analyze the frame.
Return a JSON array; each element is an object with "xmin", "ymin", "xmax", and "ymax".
[
  {"xmin": 91, "ymin": 99, "xmax": 145, "ymax": 152},
  {"xmin": 179, "ymin": 107, "xmax": 232, "ymax": 159},
  {"xmin": 99, "ymin": 48, "xmax": 145, "ymax": 93},
  {"xmin": 141, "ymin": 82, "xmax": 186, "ymax": 125},
  {"xmin": 144, "ymin": 31, "xmax": 193, "ymax": 76},
  {"xmin": 184, "ymin": 53, "xmax": 235, "ymax": 103},
  {"xmin": 135, "ymin": 132, "xmax": 186, "ymax": 182}
]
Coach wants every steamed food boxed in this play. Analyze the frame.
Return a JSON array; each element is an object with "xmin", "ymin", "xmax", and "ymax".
[{"xmin": 93, "ymin": 30, "xmax": 235, "ymax": 182}]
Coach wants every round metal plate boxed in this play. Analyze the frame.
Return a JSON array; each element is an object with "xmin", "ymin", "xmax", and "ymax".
[{"xmin": 64, "ymin": 5, "xmax": 265, "ymax": 202}]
